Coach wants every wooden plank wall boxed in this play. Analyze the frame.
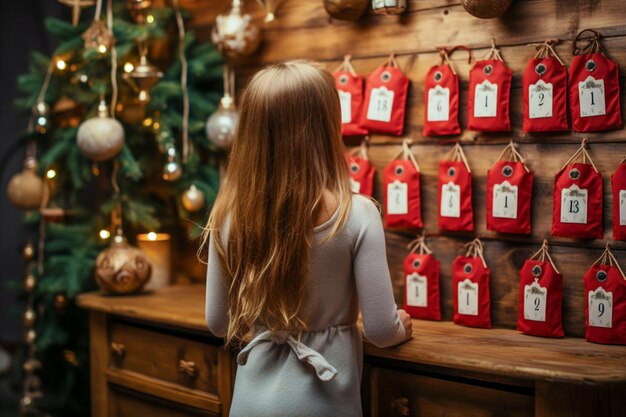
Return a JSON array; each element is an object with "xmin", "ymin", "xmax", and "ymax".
[{"xmin": 182, "ymin": 0, "xmax": 626, "ymax": 337}]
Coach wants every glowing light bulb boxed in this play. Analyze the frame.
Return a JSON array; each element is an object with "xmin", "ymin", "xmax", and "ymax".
[
  {"xmin": 143, "ymin": 117, "xmax": 153, "ymax": 127},
  {"xmin": 147, "ymin": 232, "xmax": 157, "ymax": 241},
  {"xmin": 146, "ymin": 14, "xmax": 155, "ymax": 23},
  {"xmin": 46, "ymin": 169, "xmax": 57, "ymax": 179},
  {"xmin": 99, "ymin": 229, "xmax": 111, "ymax": 239},
  {"xmin": 138, "ymin": 90, "xmax": 148, "ymax": 102},
  {"xmin": 152, "ymin": 121, "xmax": 160, "ymax": 130},
  {"xmin": 124, "ymin": 62, "xmax": 134, "ymax": 73},
  {"xmin": 56, "ymin": 59, "xmax": 67, "ymax": 70},
  {"xmin": 97, "ymin": 44, "xmax": 108, "ymax": 54}
]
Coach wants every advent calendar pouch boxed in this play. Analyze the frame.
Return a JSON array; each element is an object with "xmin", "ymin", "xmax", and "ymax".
[
  {"xmin": 522, "ymin": 41, "xmax": 569, "ymax": 132},
  {"xmin": 453, "ymin": 239, "xmax": 491, "ymax": 328},
  {"xmin": 467, "ymin": 40, "xmax": 512, "ymax": 132},
  {"xmin": 333, "ymin": 55, "xmax": 368, "ymax": 137},
  {"xmin": 347, "ymin": 137, "xmax": 375, "ymax": 196},
  {"xmin": 612, "ymin": 158, "xmax": 626, "ymax": 240},
  {"xmin": 360, "ymin": 54, "xmax": 409, "ymax": 136},
  {"xmin": 517, "ymin": 241, "xmax": 564, "ymax": 338},
  {"xmin": 403, "ymin": 235, "xmax": 441, "ymax": 320},
  {"xmin": 570, "ymin": 29, "xmax": 622, "ymax": 132},
  {"xmin": 585, "ymin": 244, "xmax": 626, "ymax": 345},
  {"xmin": 423, "ymin": 46, "xmax": 471, "ymax": 137},
  {"xmin": 486, "ymin": 142, "xmax": 533, "ymax": 234},
  {"xmin": 439, "ymin": 143, "xmax": 473, "ymax": 232},
  {"xmin": 383, "ymin": 139, "xmax": 422, "ymax": 228},
  {"xmin": 552, "ymin": 139, "xmax": 603, "ymax": 239}
]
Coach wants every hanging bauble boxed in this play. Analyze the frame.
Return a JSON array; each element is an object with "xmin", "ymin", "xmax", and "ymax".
[
  {"xmin": 95, "ymin": 234, "xmax": 152, "ymax": 294},
  {"xmin": 116, "ymin": 98, "xmax": 147, "ymax": 125},
  {"xmin": 82, "ymin": 19, "xmax": 114, "ymax": 54},
  {"xmin": 324, "ymin": 0, "xmax": 369, "ymax": 21},
  {"xmin": 23, "ymin": 308, "xmax": 36, "ymax": 328},
  {"xmin": 371, "ymin": 0, "xmax": 407, "ymax": 15},
  {"xmin": 127, "ymin": 0, "xmax": 153, "ymax": 24},
  {"xmin": 7, "ymin": 158, "xmax": 44, "ymax": 211},
  {"xmin": 122, "ymin": 49, "xmax": 163, "ymax": 103},
  {"xmin": 52, "ymin": 97, "xmax": 84, "ymax": 128},
  {"xmin": 76, "ymin": 100, "xmax": 124, "ymax": 161},
  {"xmin": 181, "ymin": 184, "xmax": 205, "ymax": 212},
  {"xmin": 23, "ymin": 274, "xmax": 36, "ymax": 292},
  {"xmin": 206, "ymin": 96, "xmax": 238, "ymax": 150},
  {"xmin": 211, "ymin": 0, "xmax": 261, "ymax": 58},
  {"xmin": 461, "ymin": 0, "xmax": 513, "ymax": 18},
  {"xmin": 32, "ymin": 102, "xmax": 50, "ymax": 134},
  {"xmin": 22, "ymin": 243, "xmax": 35, "ymax": 261},
  {"xmin": 58, "ymin": 0, "xmax": 96, "ymax": 26}
]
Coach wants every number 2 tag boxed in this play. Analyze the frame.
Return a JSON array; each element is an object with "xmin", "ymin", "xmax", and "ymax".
[
  {"xmin": 474, "ymin": 80, "xmax": 498, "ymax": 118},
  {"xmin": 406, "ymin": 273, "xmax": 428, "ymax": 307},
  {"xmin": 529, "ymin": 79, "xmax": 553, "ymax": 119},
  {"xmin": 458, "ymin": 278, "xmax": 479, "ymax": 316},
  {"xmin": 561, "ymin": 184, "xmax": 588, "ymax": 224},
  {"xmin": 579, "ymin": 76, "xmax": 606, "ymax": 117},
  {"xmin": 387, "ymin": 180, "xmax": 408, "ymax": 215},
  {"xmin": 338, "ymin": 90, "xmax": 352, "ymax": 124},
  {"xmin": 367, "ymin": 86, "xmax": 394, "ymax": 122},
  {"xmin": 492, "ymin": 181, "xmax": 518, "ymax": 219},
  {"xmin": 524, "ymin": 281, "xmax": 547, "ymax": 322},
  {"xmin": 427, "ymin": 85, "xmax": 450, "ymax": 122},
  {"xmin": 440, "ymin": 182, "xmax": 461, "ymax": 218},
  {"xmin": 588, "ymin": 287, "xmax": 613, "ymax": 328}
]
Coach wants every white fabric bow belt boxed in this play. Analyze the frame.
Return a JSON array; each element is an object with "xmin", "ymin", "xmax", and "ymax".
[{"xmin": 236, "ymin": 330, "xmax": 338, "ymax": 382}]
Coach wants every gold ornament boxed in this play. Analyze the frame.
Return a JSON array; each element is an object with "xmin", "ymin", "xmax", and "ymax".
[
  {"xmin": 82, "ymin": 19, "xmax": 114, "ymax": 54},
  {"xmin": 461, "ymin": 0, "xmax": 513, "ymax": 18},
  {"xmin": 116, "ymin": 98, "xmax": 147, "ymax": 124},
  {"xmin": 22, "ymin": 243, "xmax": 35, "ymax": 260},
  {"xmin": 324, "ymin": 0, "xmax": 368, "ymax": 21},
  {"xmin": 32, "ymin": 102, "xmax": 50, "ymax": 134},
  {"xmin": 58, "ymin": 0, "xmax": 96, "ymax": 26},
  {"xmin": 7, "ymin": 158, "xmax": 44, "ymax": 211},
  {"xmin": 53, "ymin": 97, "xmax": 84, "ymax": 128},
  {"xmin": 211, "ymin": 0, "xmax": 261, "ymax": 58},
  {"xmin": 95, "ymin": 234, "xmax": 152, "ymax": 294},
  {"xmin": 23, "ymin": 308, "xmax": 36, "ymax": 328},
  {"xmin": 25, "ymin": 329, "xmax": 36, "ymax": 345},
  {"xmin": 127, "ymin": 0, "xmax": 153, "ymax": 24},
  {"xmin": 181, "ymin": 184, "xmax": 205, "ymax": 212},
  {"xmin": 24, "ymin": 274, "xmax": 37, "ymax": 291},
  {"xmin": 76, "ymin": 100, "xmax": 125, "ymax": 161},
  {"xmin": 371, "ymin": 0, "xmax": 407, "ymax": 15},
  {"xmin": 122, "ymin": 49, "xmax": 163, "ymax": 103}
]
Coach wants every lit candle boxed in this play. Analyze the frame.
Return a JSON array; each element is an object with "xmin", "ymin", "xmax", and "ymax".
[{"xmin": 136, "ymin": 233, "xmax": 171, "ymax": 291}]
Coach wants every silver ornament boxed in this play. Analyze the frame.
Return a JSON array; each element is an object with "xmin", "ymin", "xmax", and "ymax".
[
  {"xmin": 76, "ymin": 100, "xmax": 125, "ymax": 161},
  {"xmin": 211, "ymin": 0, "xmax": 261, "ymax": 58},
  {"xmin": 181, "ymin": 184, "xmax": 205, "ymax": 212},
  {"xmin": 206, "ymin": 96, "xmax": 238, "ymax": 150}
]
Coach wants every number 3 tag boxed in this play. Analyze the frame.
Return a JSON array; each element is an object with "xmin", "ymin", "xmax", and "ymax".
[
  {"xmin": 588, "ymin": 287, "xmax": 613, "ymax": 328},
  {"xmin": 458, "ymin": 279, "xmax": 478, "ymax": 316},
  {"xmin": 406, "ymin": 273, "xmax": 427, "ymax": 307},
  {"xmin": 561, "ymin": 184, "xmax": 588, "ymax": 224},
  {"xmin": 524, "ymin": 281, "xmax": 547, "ymax": 322},
  {"xmin": 474, "ymin": 80, "xmax": 498, "ymax": 118},
  {"xmin": 367, "ymin": 86, "xmax": 394, "ymax": 122}
]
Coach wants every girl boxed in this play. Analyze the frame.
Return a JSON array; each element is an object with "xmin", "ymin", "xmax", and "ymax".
[{"xmin": 201, "ymin": 61, "xmax": 412, "ymax": 417}]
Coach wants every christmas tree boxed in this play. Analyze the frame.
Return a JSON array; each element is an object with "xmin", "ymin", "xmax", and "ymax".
[{"xmin": 7, "ymin": 1, "xmax": 223, "ymax": 415}]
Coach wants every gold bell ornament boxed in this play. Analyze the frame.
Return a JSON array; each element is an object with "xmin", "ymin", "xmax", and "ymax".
[
  {"xmin": 211, "ymin": 0, "xmax": 261, "ymax": 58},
  {"xmin": 461, "ymin": 0, "xmax": 513, "ymax": 19},
  {"xmin": 324, "ymin": 0, "xmax": 369, "ymax": 21},
  {"xmin": 371, "ymin": 0, "xmax": 407, "ymax": 15},
  {"xmin": 206, "ymin": 65, "xmax": 238, "ymax": 150},
  {"xmin": 7, "ymin": 157, "xmax": 44, "ymax": 211},
  {"xmin": 95, "ymin": 233, "xmax": 152, "ymax": 294},
  {"xmin": 122, "ymin": 45, "xmax": 163, "ymax": 103},
  {"xmin": 76, "ymin": 99, "xmax": 125, "ymax": 161},
  {"xmin": 181, "ymin": 184, "xmax": 205, "ymax": 212}
]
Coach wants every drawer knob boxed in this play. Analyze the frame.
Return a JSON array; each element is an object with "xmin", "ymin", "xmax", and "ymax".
[
  {"xmin": 110, "ymin": 342, "xmax": 125, "ymax": 358},
  {"xmin": 391, "ymin": 397, "xmax": 410, "ymax": 416},
  {"xmin": 179, "ymin": 359, "xmax": 198, "ymax": 379}
]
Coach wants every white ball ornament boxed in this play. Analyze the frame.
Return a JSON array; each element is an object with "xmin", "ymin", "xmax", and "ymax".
[
  {"xmin": 206, "ymin": 96, "xmax": 238, "ymax": 150},
  {"xmin": 77, "ymin": 100, "xmax": 125, "ymax": 161}
]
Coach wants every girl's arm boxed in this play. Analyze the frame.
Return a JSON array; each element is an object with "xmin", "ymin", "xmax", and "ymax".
[{"xmin": 205, "ymin": 233, "xmax": 230, "ymax": 337}]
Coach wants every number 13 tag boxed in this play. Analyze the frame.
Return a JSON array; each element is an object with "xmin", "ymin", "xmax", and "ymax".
[
  {"xmin": 588, "ymin": 287, "xmax": 613, "ymax": 328},
  {"xmin": 458, "ymin": 279, "xmax": 478, "ymax": 316},
  {"xmin": 561, "ymin": 184, "xmax": 588, "ymax": 224},
  {"xmin": 524, "ymin": 281, "xmax": 547, "ymax": 322},
  {"xmin": 406, "ymin": 273, "xmax": 428, "ymax": 307}
]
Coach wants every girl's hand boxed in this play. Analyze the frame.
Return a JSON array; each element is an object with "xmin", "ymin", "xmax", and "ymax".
[{"xmin": 397, "ymin": 309, "xmax": 413, "ymax": 341}]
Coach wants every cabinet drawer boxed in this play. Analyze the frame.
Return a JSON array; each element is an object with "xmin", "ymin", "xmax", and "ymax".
[
  {"xmin": 110, "ymin": 384, "xmax": 218, "ymax": 417},
  {"xmin": 109, "ymin": 321, "xmax": 222, "ymax": 396},
  {"xmin": 370, "ymin": 368, "xmax": 534, "ymax": 417}
]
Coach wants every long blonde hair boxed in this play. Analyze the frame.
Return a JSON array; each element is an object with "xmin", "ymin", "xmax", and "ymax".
[{"xmin": 199, "ymin": 61, "xmax": 352, "ymax": 346}]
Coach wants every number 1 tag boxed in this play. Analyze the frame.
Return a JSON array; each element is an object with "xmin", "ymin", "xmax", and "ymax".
[
  {"xmin": 474, "ymin": 80, "xmax": 498, "ymax": 118},
  {"xmin": 367, "ymin": 86, "xmax": 394, "ymax": 122},
  {"xmin": 387, "ymin": 180, "xmax": 408, "ymax": 215},
  {"xmin": 524, "ymin": 281, "xmax": 547, "ymax": 322},
  {"xmin": 529, "ymin": 80, "xmax": 553, "ymax": 119},
  {"xmin": 579, "ymin": 76, "xmax": 606, "ymax": 117},
  {"xmin": 338, "ymin": 90, "xmax": 352, "ymax": 124},
  {"xmin": 440, "ymin": 182, "xmax": 461, "ymax": 218},
  {"xmin": 493, "ymin": 181, "xmax": 518, "ymax": 219},
  {"xmin": 406, "ymin": 273, "xmax": 427, "ymax": 307},
  {"xmin": 588, "ymin": 287, "xmax": 613, "ymax": 328},
  {"xmin": 619, "ymin": 190, "xmax": 626, "ymax": 226},
  {"xmin": 427, "ymin": 85, "xmax": 450, "ymax": 122},
  {"xmin": 350, "ymin": 177, "xmax": 361, "ymax": 194},
  {"xmin": 458, "ymin": 278, "xmax": 478, "ymax": 316},
  {"xmin": 561, "ymin": 184, "xmax": 588, "ymax": 224}
]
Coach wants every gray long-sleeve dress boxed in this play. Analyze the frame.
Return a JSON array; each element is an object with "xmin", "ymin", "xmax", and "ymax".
[{"xmin": 205, "ymin": 194, "xmax": 406, "ymax": 417}]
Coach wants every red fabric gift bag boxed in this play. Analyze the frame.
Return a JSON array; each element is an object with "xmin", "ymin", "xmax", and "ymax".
[
  {"xmin": 522, "ymin": 41, "xmax": 569, "ymax": 132},
  {"xmin": 347, "ymin": 138, "xmax": 375, "ymax": 197},
  {"xmin": 585, "ymin": 244, "xmax": 626, "ymax": 345},
  {"xmin": 517, "ymin": 241, "xmax": 564, "ymax": 338},
  {"xmin": 612, "ymin": 158, "xmax": 626, "ymax": 240},
  {"xmin": 423, "ymin": 46, "xmax": 471, "ymax": 137},
  {"xmin": 383, "ymin": 140, "xmax": 422, "ymax": 229},
  {"xmin": 403, "ymin": 235, "xmax": 441, "ymax": 321},
  {"xmin": 552, "ymin": 139, "xmax": 603, "ymax": 239},
  {"xmin": 360, "ymin": 54, "xmax": 409, "ymax": 136},
  {"xmin": 570, "ymin": 30, "xmax": 622, "ymax": 132},
  {"xmin": 333, "ymin": 55, "xmax": 368, "ymax": 137},
  {"xmin": 467, "ymin": 40, "xmax": 512, "ymax": 132},
  {"xmin": 486, "ymin": 142, "xmax": 533, "ymax": 234},
  {"xmin": 439, "ymin": 143, "xmax": 473, "ymax": 232},
  {"xmin": 453, "ymin": 238, "xmax": 491, "ymax": 328}
]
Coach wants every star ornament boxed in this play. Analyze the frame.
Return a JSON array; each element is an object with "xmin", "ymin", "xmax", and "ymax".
[{"xmin": 58, "ymin": 0, "xmax": 96, "ymax": 26}]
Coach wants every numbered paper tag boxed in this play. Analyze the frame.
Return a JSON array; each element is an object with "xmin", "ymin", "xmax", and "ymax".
[
  {"xmin": 349, "ymin": 177, "xmax": 361, "ymax": 194},
  {"xmin": 387, "ymin": 180, "xmax": 408, "ymax": 215},
  {"xmin": 406, "ymin": 273, "xmax": 428, "ymax": 307},
  {"xmin": 440, "ymin": 182, "xmax": 461, "ymax": 218},
  {"xmin": 338, "ymin": 90, "xmax": 352, "ymax": 124},
  {"xmin": 620, "ymin": 190, "xmax": 626, "ymax": 226},
  {"xmin": 458, "ymin": 278, "xmax": 479, "ymax": 316},
  {"xmin": 524, "ymin": 281, "xmax": 547, "ymax": 322},
  {"xmin": 579, "ymin": 76, "xmax": 606, "ymax": 118},
  {"xmin": 427, "ymin": 85, "xmax": 450, "ymax": 122},
  {"xmin": 367, "ymin": 86, "xmax": 394, "ymax": 122},
  {"xmin": 561, "ymin": 184, "xmax": 588, "ymax": 224},
  {"xmin": 493, "ymin": 181, "xmax": 518, "ymax": 219},
  {"xmin": 529, "ymin": 80, "xmax": 553, "ymax": 119},
  {"xmin": 588, "ymin": 287, "xmax": 613, "ymax": 328},
  {"xmin": 474, "ymin": 79, "xmax": 498, "ymax": 118}
]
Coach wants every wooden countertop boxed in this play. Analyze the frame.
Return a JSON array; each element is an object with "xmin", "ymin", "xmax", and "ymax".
[{"xmin": 78, "ymin": 285, "xmax": 626, "ymax": 385}]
